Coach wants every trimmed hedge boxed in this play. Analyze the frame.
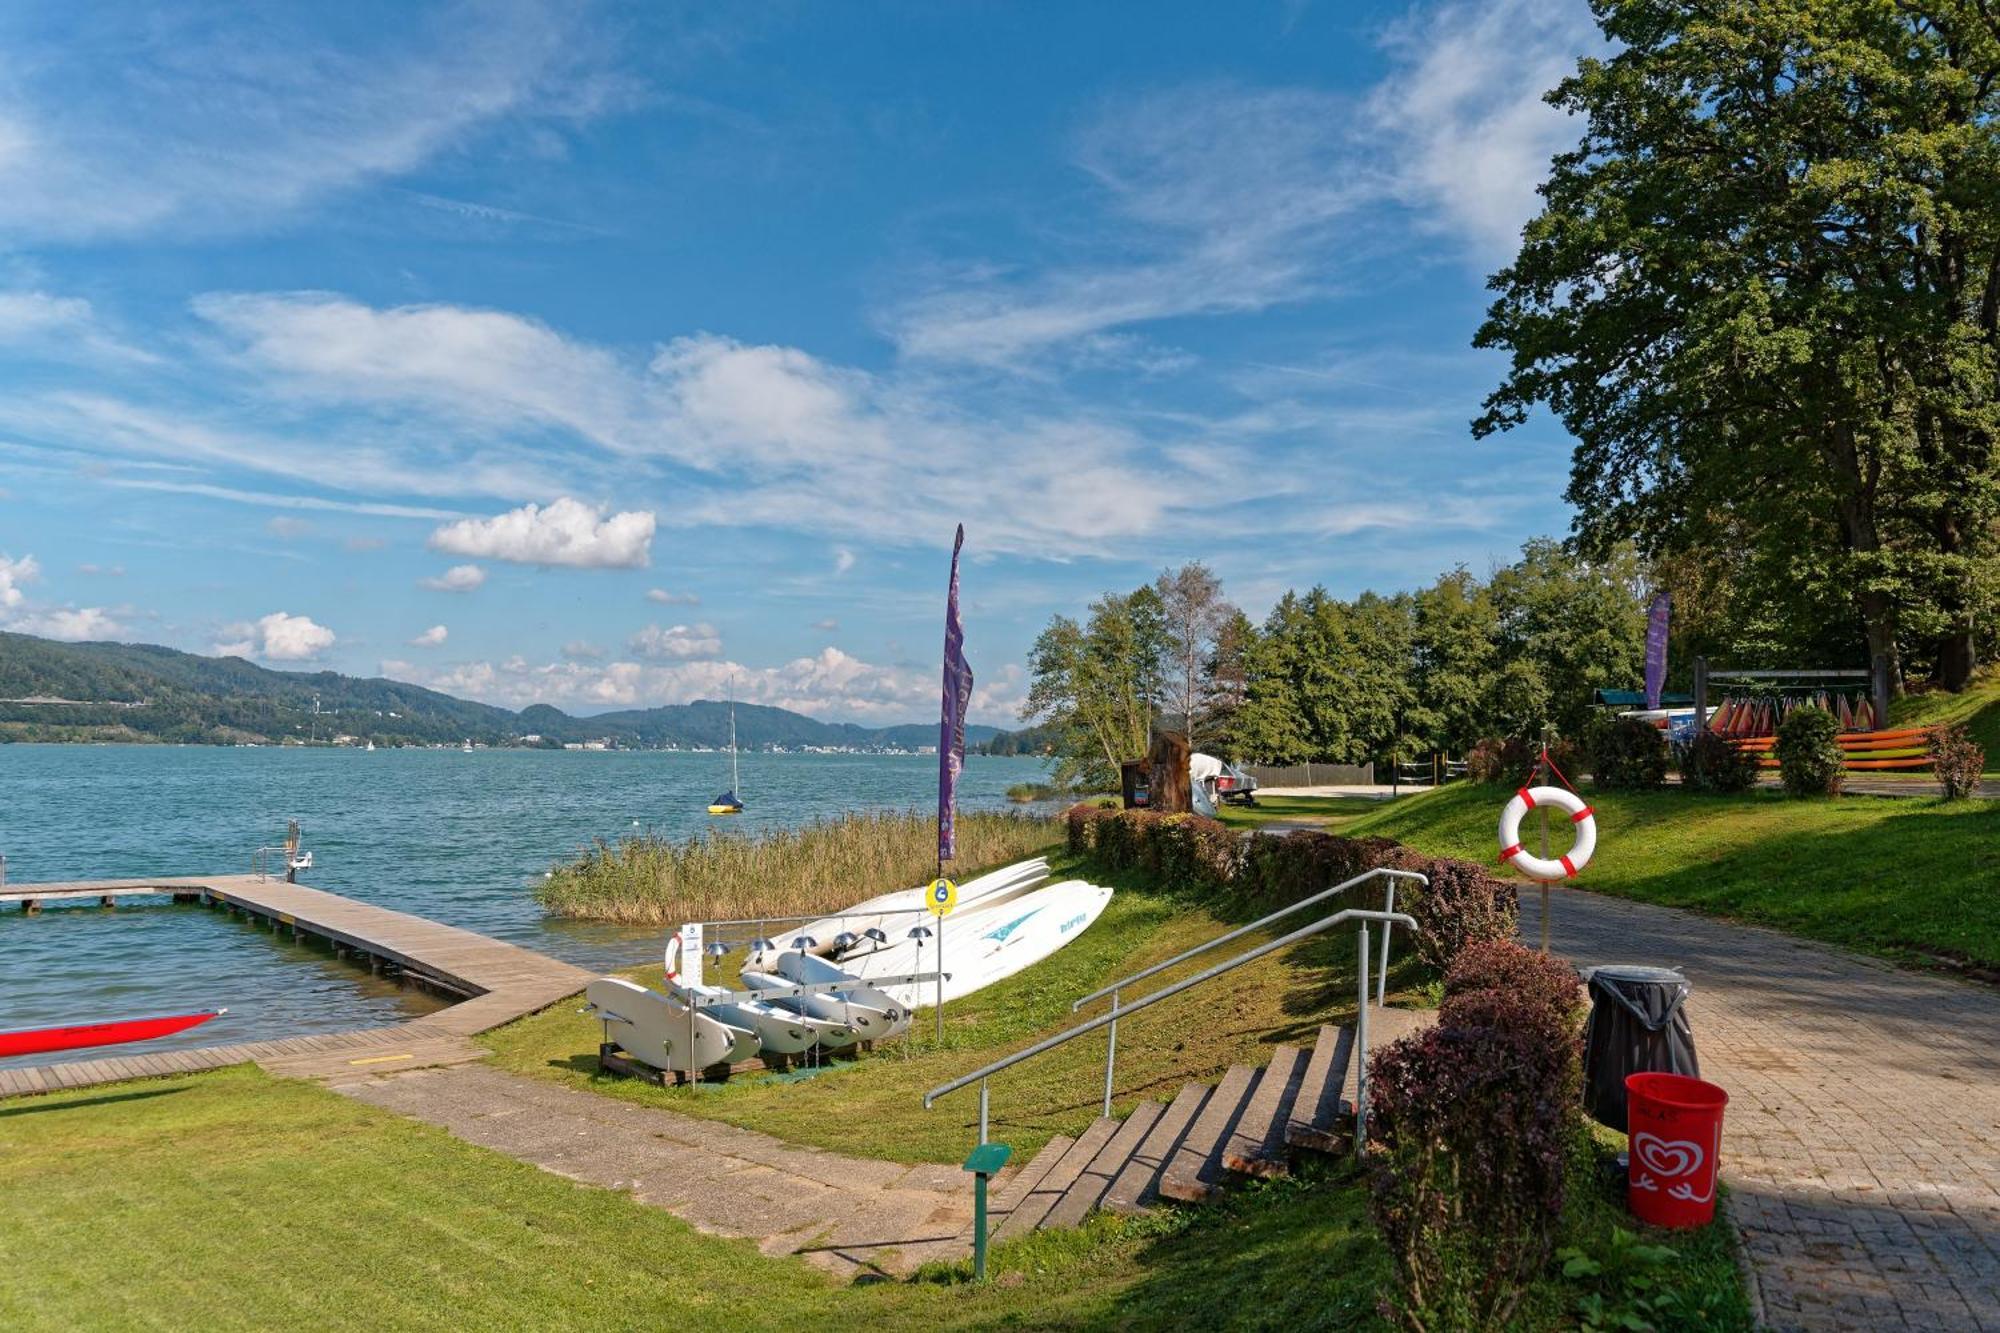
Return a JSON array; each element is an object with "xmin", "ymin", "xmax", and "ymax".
[
  {"xmin": 1369, "ymin": 946, "xmax": 1586, "ymax": 1330},
  {"xmin": 1776, "ymin": 706, "xmax": 1844, "ymax": 797},
  {"xmin": 1062, "ymin": 804, "xmax": 1516, "ymax": 977},
  {"xmin": 1676, "ymin": 727, "xmax": 1759, "ymax": 794}
]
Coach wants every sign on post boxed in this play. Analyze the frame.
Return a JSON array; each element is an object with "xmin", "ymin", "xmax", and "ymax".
[{"xmin": 927, "ymin": 877, "xmax": 958, "ymax": 917}]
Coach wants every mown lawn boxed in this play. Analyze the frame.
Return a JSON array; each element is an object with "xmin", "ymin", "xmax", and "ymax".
[
  {"xmin": 0, "ymin": 1062, "xmax": 1398, "ymax": 1332},
  {"xmin": 1892, "ymin": 668, "xmax": 2000, "ymax": 776},
  {"xmin": 1346, "ymin": 782, "xmax": 2000, "ymax": 971},
  {"xmin": 483, "ymin": 855, "xmax": 1416, "ymax": 1165},
  {"xmin": 1212, "ymin": 794, "xmax": 1384, "ymax": 832}
]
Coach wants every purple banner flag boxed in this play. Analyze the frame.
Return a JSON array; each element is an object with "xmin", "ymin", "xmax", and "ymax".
[
  {"xmin": 938, "ymin": 524, "xmax": 974, "ymax": 863},
  {"xmin": 1644, "ymin": 591, "xmax": 1671, "ymax": 710}
]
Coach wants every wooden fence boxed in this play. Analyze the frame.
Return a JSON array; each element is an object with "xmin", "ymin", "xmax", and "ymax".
[{"xmin": 1241, "ymin": 761, "xmax": 1375, "ymax": 788}]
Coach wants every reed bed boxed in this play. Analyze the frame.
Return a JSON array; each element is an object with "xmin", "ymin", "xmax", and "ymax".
[{"xmin": 536, "ymin": 809, "xmax": 1061, "ymax": 926}]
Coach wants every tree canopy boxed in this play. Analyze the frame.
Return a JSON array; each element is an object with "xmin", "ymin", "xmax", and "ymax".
[{"xmin": 1476, "ymin": 0, "xmax": 2000, "ymax": 690}]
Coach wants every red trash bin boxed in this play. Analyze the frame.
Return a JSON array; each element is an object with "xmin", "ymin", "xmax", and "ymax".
[{"xmin": 1625, "ymin": 1072, "xmax": 1728, "ymax": 1228}]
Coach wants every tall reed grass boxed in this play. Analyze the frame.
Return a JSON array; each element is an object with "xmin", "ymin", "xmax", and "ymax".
[{"xmin": 536, "ymin": 809, "xmax": 1061, "ymax": 926}]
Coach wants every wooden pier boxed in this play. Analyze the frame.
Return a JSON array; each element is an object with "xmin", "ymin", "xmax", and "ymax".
[{"xmin": 0, "ymin": 874, "xmax": 595, "ymax": 1096}]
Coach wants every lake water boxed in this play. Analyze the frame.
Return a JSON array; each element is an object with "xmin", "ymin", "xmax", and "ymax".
[{"xmin": 0, "ymin": 745, "xmax": 1051, "ymax": 1065}]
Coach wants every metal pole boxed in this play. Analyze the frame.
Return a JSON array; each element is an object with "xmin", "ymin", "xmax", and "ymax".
[
  {"xmin": 1539, "ymin": 803, "xmax": 1551, "ymax": 953},
  {"xmin": 1102, "ymin": 989, "xmax": 1119, "ymax": 1117},
  {"xmin": 972, "ymin": 1170, "xmax": 991, "ymax": 1281},
  {"xmin": 1354, "ymin": 924, "xmax": 1371, "ymax": 1156},
  {"xmin": 1377, "ymin": 884, "xmax": 1394, "ymax": 1007},
  {"xmin": 978, "ymin": 1077, "xmax": 989, "ymax": 1144},
  {"xmin": 936, "ymin": 916, "xmax": 945, "ymax": 1044}
]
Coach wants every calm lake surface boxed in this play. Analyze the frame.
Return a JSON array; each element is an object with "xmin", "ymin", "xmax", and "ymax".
[{"xmin": 0, "ymin": 745, "xmax": 1050, "ymax": 1064}]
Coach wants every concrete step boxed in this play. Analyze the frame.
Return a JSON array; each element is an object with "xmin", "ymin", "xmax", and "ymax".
[
  {"xmin": 1221, "ymin": 1045, "xmax": 1307, "ymax": 1178},
  {"xmin": 1104, "ymin": 1082, "xmax": 1208, "ymax": 1215},
  {"xmin": 994, "ymin": 1117, "xmax": 1120, "ymax": 1241},
  {"xmin": 1343, "ymin": 1006, "xmax": 1437, "ymax": 1109},
  {"xmin": 1158, "ymin": 1063, "xmax": 1257, "ymax": 1203},
  {"xmin": 1042, "ymin": 1100, "xmax": 1166, "ymax": 1231},
  {"xmin": 967, "ymin": 1133, "xmax": 1072, "ymax": 1243},
  {"xmin": 1285, "ymin": 1024, "xmax": 1355, "ymax": 1153}
]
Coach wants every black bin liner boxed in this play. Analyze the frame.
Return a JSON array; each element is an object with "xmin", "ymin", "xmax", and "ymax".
[{"xmin": 1582, "ymin": 964, "xmax": 1699, "ymax": 1133}]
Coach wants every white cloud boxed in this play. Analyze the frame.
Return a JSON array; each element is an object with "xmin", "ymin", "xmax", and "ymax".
[
  {"xmin": 0, "ymin": 290, "xmax": 154, "ymax": 364},
  {"xmin": 1366, "ymin": 0, "xmax": 1602, "ymax": 265},
  {"xmin": 9, "ymin": 605, "xmax": 122, "ymax": 641},
  {"xmin": 627, "ymin": 622, "xmax": 723, "ymax": 661},
  {"xmin": 561, "ymin": 640, "xmax": 604, "ymax": 660},
  {"xmin": 381, "ymin": 645, "xmax": 1017, "ymax": 725},
  {"xmin": 0, "ymin": 6, "xmax": 616, "ymax": 242},
  {"xmin": 410, "ymin": 624, "xmax": 448, "ymax": 648},
  {"xmin": 429, "ymin": 497, "xmax": 655, "ymax": 569},
  {"xmin": 833, "ymin": 546, "xmax": 857, "ymax": 576},
  {"xmin": 77, "ymin": 562, "xmax": 125, "ymax": 576},
  {"xmin": 0, "ymin": 552, "xmax": 38, "ymax": 608},
  {"xmin": 646, "ymin": 587, "xmax": 699, "ymax": 605},
  {"xmin": 421, "ymin": 564, "xmax": 487, "ymax": 593},
  {"xmin": 215, "ymin": 611, "xmax": 335, "ymax": 662},
  {"xmin": 811, "ymin": 617, "xmax": 839, "ymax": 633}
]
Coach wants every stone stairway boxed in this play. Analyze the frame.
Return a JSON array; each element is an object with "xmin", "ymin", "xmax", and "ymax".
[{"xmin": 972, "ymin": 1007, "xmax": 1433, "ymax": 1242}]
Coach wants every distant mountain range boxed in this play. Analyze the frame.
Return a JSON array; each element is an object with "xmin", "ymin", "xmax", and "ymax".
[{"xmin": 0, "ymin": 631, "xmax": 1002, "ymax": 750}]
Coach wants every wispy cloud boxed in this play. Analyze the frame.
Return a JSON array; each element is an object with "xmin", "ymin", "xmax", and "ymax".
[{"xmin": 0, "ymin": 3, "xmax": 620, "ymax": 242}]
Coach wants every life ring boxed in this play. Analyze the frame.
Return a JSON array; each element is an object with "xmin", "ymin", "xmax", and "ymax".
[
  {"xmin": 664, "ymin": 930, "xmax": 685, "ymax": 984},
  {"xmin": 1497, "ymin": 785, "xmax": 1596, "ymax": 881}
]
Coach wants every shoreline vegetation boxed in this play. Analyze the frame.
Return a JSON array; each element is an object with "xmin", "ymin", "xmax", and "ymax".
[{"xmin": 535, "ymin": 809, "xmax": 1061, "ymax": 926}]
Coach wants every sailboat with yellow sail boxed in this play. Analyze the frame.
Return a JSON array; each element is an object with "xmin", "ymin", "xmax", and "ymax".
[{"xmin": 708, "ymin": 681, "xmax": 744, "ymax": 815}]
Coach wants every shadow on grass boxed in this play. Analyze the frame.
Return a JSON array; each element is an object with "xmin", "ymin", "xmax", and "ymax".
[{"xmin": 0, "ymin": 1085, "xmax": 188, "ymax": 1117}]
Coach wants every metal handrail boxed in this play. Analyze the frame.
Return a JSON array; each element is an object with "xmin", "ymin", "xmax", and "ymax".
[
  {"xmin": 923, "ymin": 906, "xmax": 1419, "ymax": 1151},
  {"xmin": 1073, "ymin": 866, "xmax": 1424, "ymax": 1014}
]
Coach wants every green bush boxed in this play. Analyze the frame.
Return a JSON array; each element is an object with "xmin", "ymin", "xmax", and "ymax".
[
  {"xmin": 1400, "ymin": 855, "xmax": 1520, "ymax": 976},
  {"xmin": 1930, "ymin": 723, "xmax": 1985, "ymax": 800},
  {"xmin": 1442, "ymin": 939, "xmax": 1583, "ymax": 1036},
  {"xmin": 1775, "ymin": 706, "xmax": 1844, "ymax": 797},
  {"xmin": 1368, "ymin": 986, "xmax": 1585, "ymax": 1330},
  {"xmin": 1587, "ymin": 715, "xmax": 1668, "ymax": 790},
  {"xmin": 1675, "ymin": 728, "xmax": 1760, "ymax": 794}
]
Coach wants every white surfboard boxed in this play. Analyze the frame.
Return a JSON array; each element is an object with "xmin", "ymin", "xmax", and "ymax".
[
  {"xmin": 586, "ymin": 976, "xmax": 760, "ymax": 1074},
  {"xmin": 738, "ymin": 970, "xmax": 902, "ymax": 1041},
  {"xmin": 842, "ymin": 879, "xmax": 1113, "ymax": 1010}
]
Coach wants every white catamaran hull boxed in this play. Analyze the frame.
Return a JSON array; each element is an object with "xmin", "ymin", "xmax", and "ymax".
[
  {"xmin": 587, "ymin": 976, "xmax": 760, "ymax": 1074},
  {"xmin": 738, "ymin": 971, "xmax": 901, "ymax": 1040},
  {"xmin": 786, "ymin": 857, "xmax": 1051, "ymax": 956},
  {"xmin": 844, "ymin": 879, "xmax": 1114, "ymax": 1010}
]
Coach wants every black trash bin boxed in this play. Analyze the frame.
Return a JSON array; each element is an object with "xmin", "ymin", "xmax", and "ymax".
[{"xmin": 1582, "ymin": 964, "xmax": 1699, "ymax": 1133}]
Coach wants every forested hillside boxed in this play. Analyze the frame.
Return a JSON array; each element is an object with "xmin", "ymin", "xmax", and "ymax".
[{"xmin": 0, "ymin": 632, "xmax": 996, "ymax": 749}]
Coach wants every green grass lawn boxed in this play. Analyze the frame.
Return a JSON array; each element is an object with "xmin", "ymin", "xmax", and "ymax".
[
  {"xmin": 1213, "ymin": 794, "xmax": 1384, "ymax": 831},
  {"xmin": 1346, "ymin": 782, "xmax": 2000, "ymax": 971},
  {"xmin": 0, "ymin": 1061, "xmax": 1742, "ymax": 1332},
  {"xmin": 1892, "ymin": 668, "xmax": 2000, "ymax": 776},
  {"xmin": 483, "ymin": 855, "xmax": 1417, "ymax": 1165}
]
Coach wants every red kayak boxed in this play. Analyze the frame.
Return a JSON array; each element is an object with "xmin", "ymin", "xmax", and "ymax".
[{"xmin": 0, "ymin": 1009, "xmax": 225, "ymax": 1059}]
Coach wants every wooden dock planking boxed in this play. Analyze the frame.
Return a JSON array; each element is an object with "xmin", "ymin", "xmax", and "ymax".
[{"xmin": 0, "ymin": 873, "xmax": 596, "ymax": 1096}]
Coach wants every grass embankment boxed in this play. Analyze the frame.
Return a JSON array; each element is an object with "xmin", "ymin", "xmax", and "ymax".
[
  {"xmin": 1212, "ymin": 794, "xmax": 1383, "ymax": 832},
  {"xmin": 491, "ymin": 854, "xmax": 1413, "ymax": 1164},
  {"xmin": 537, "ymin": 810, "xmax": 1060, "ymax": 926},
  {"xmin": 1344, "ymin": 782, "xmax": 2000, "ymax": 971},
  {"xmin": 0, "ymin": 1062, "xmax": 1395, "ymax": 1331},
  {"xmin": 1892, "ymin": 667, "xmax": 2000, "ymax": 776}
]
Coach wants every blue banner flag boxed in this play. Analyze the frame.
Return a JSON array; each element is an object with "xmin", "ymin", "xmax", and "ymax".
[
  {"xmin": 1644, "ymin": 591, "xmax": 1671, "ymax": 710},
  {"xmin": 939, "ymin": 525, "xmax": 974, "ymax": 862}
]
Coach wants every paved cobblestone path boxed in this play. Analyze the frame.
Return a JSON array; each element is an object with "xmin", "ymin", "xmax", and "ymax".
[{"xmin": 1524, "ymin": 887, "xmax": 2000, "ymax": 1331}]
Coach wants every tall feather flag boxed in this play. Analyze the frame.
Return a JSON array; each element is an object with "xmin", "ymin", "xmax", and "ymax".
[
  {"xmin": 938, "ymin": 524, "xmax": 974, "ymax": 863},
  {"xmin": 1643, "ymin": 591, "xmax": 1671, "ymax": 711}
]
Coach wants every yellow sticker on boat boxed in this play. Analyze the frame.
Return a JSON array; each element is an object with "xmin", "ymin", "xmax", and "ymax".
[{"xmin": 927, "ymin": 878, "xmax": 958, "ymax": 918}]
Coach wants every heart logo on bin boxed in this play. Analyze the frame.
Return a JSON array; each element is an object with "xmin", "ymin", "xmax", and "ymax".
[{"xmin": 1632, "ymin": 1132, "xmax": 1703, "ymax": 1180}]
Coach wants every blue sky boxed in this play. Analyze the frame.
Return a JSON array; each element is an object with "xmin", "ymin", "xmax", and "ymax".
[{"xmin": 0, "ymin": 0, "xmax": 1601, "ymax": 724}]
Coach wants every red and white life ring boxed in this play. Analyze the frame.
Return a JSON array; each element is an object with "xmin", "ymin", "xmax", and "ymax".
[
  {"xmin": 1498, "ymin": 785, "xmax": 1596, "ymax": 881},
  {"xmin": 663, "ymin": 930, "xmax": 685, "ymax": 984}
]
